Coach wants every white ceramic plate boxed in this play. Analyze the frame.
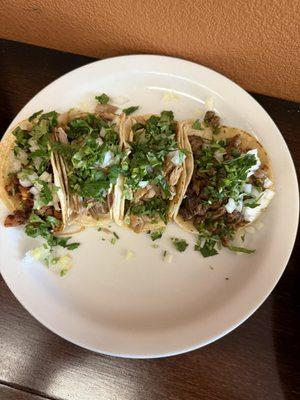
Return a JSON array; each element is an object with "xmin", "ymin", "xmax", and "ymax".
[{"xmin": 0, "ymin": 55, "xmax": 298, "ymax": 358}]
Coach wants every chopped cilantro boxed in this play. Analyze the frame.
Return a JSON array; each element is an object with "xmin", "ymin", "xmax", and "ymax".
[
  {"xmin": 151, "ymin": 244, "xmax": 159, "ymax": 249},
  {"xmin": 38, "ymin": 181, "xmax": 54, "ymax": 206},
  {"xmin": 130, "ymin": 198, "xmax": 168, "ymax": 223},
  {"xmin": 113, "ymin": 232, "xmax": 119, "ymax": 239},
  {"xmin": 192, "ymin": 120, "xmax": 203, "ymax": 130},
  {"xmin": 195, "ymin": 237, "xmax": 218, "ymax": 258},
  {"xmin": 123, "ymin": 106, "xmax": 139, "ymax": 115},
  {"xmin": 39, "ymin": 111, "xmax": 58, "ymax": 128},
  {"xmin": 60, "ymin": 269, "xmax": 68, "ymax": 277},
  {"xmin": 65, "ymin": 242, "xmax": 80, "ymax": 251},
  {"xmin": 212, "ymin": 125, "xmax": 220, "ymax": 135},
  {"xmin": 171, "ymin": 238, "xmax": 189, "ymax": 252},
  {"xmin": 226, "ymin": 245, "xmax": 255, "ymax": 254},
  {"xmin": 244, "ymin": 193, "xmax": 263, "ymax": 208},
  {"xmin": 150, "ymin": 230, "xmax": 163, "ymax": 241},
  {"xmin": 25, "ymin": 214, "xmax": 80, "ymax": 251},
  {"xmin": 95, "ymin": 93, "xmax": 109, "ymax": 104},
  {"xmin": 63, "ymin": 114, "xmax": 125, "ymax": 202},
  {"xmin": 124, "ymin": 110, "xmax": 179, "ymax": 213},
  {"xmin": 110, "ymin": 237, "xmax": 117, "ymax": 245},
  {"xmin": 29, "ymin": 110, "xmax": 43, "ymax": 122}
]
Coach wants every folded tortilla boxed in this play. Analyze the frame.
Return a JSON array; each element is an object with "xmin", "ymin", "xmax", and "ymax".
[
  {"xmin": 0, "ymin": 119, "xmax": 68, "ymax": 230},
  {"xmin": 175, "ymin": 123, "xmax": 274, "ymax": 233},
  {"xmin": 55, "ymin": 110, "xmax": 125, "ymax": 228},
  {"xmin": 114, "ymin": 114, "xmax": 188, "ymax": 233}
]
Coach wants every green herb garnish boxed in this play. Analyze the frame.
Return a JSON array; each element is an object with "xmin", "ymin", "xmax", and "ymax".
[
  {"xmin": 171, "ymin": 238, "xmax": 189, "ymax": 252},
  {"xmin": 123, "ymin": 106, "xmax": 139, "ymax": 115},
  {"xmin": 150, "ymin": 230, "xmax": 163, "ymax": 241},
  {"xmin": 192, "ymin": 120, "xmax": 203, "ymax": 130},
  {"xmin": 195, "ymin": 239, "xmax": 218, "ymax": 258},
  {"xmin": 25, "ymin": 214, "xmax": 80, "ymax": 251},
  {"xmin": 130, "ymin": 198, "xmax": 168, "ymax": 223},
  {"xmin": 29, "ymin": 110, "xmax": 43, "ymax": 122},
  {"xmin": 95, "ymin": 93, "xmax": 109, "ymax": 104},
  {"xmin": 226, "ymin": 245, "xmax": 255, "ymax": 254}
]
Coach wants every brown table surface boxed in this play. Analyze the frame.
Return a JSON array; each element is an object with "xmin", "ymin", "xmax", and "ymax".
[{"xmin": 0, "ymin": 39, "xmax": 299, "ymax": 400}]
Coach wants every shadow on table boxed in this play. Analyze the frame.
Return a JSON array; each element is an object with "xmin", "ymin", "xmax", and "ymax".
[
  {"xmin": 0, "ymin": 48, "xmax": 13, "ymax": 135},
  {"xmin": 273, "ymin": 239, "xmax": 300, "ymax": 399}
]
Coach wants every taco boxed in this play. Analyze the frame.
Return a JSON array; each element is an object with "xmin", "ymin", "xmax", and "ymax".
[
  {"xmin": 115, "ymin": 111, "xmax": 188, "ymax": 233},
  {"xmin": 0, "ymin": 110, "xmax": 68, "ymax": 237},
  {"xmin": 53, "ymin": 101, "xmax": 125, "ymax": 227},
  {"xmin": 175, "ymin": 111, "xmax": 275, "ymax": 256}
]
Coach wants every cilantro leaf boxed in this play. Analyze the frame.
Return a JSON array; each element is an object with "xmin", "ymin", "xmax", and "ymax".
[
  {"xmin": 65, "ymin": 242, "xmax": 80, "ymax": 250},
  {"xmin": 123, "ymin": 106, "xmax": 139, "ymax": 115},
  {"xmin": 39, "ymin": 111, "xmax": 58, "ymax": 128},
  {"xmin": 130, "ymin": 198, "xmax": 168, "ymax": 223},
  {"xmin": 192, "ymin": 120, "xmax": 203, "ymax": 130},
  {"xmin": 171, "ymin": 238, "xmax": 189, "ymax": 252},
  {"xmin": 80, "ymin": 179, "xmax": 110, "ymax": 199},
  {"xmin": 150, "ymin": 230, "xmax": 163, "ymax": 241},
  {"xmin": 226, "ymin": 245, "xmax": 255, "ymax": 254},
  {"xmin": 29, "ymin": 110, "xmax": 43, "ymax": 122},
  {"xmin": 195, "ymin": 238, "xmax": 218, "ymax": 258},
  {"xmin": 25, "ymin": 213, "xmax": 80, "ymax": 251},
  {"xmin": 39, "ymin": 181, "xmax": 53, "ymax": 205},
  {"xmin": 95, "ymin": 93, "xmax": 110, "ymax": 104}
]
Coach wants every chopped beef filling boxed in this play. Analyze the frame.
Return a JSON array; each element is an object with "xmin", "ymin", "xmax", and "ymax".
[
  {"xmin": 204, "ymin": 111, "xmax": 220, "ymax": 128},
  {"xmin": 179, "ymin": 132, "xmax": 253, "ymax": 243},
  {"xmin": 189, "ymin": 136, "xmax": 203, "ymax": 157},
  {"xmin": 4, "ymin": 176, "xmax": 62, "ymax": 229},
  {"xmin": 4, "ymin": 210, "xmax": 29, "ymax": 227},
  {"xmin": 95, "ymin": 103, "xmax": 118, "ymax": 121}
]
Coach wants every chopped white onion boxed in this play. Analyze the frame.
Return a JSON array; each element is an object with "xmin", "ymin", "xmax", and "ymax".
[
  {"xmin": 29, "ymin": 187, "xmax": 39, "ymax": 196},
  {"xmin": 214, "ymin": 149, "xmax": 226, "ymax": 163},
  {"xmin": 243, "ymin": 183, "xmax": 252, "ymax": 194},
  {"xmin": 169, "ymin": 150, "xmax": 186, "ymax": 165},
  {"xmin": 138, "ymin": 181, "xmax": 148, "ymax": 188},
  {"xmin": 246, "ymin": 149, "xmax": 261, "ymax": 177},
  {"xmin": 242, "ymin": 189, "xmax": 275, "ymax": 222},
  {"xmin": 264, "ymin": 178, "xmax": 273, "ymax": 188},
  {"xmin": 28, "ymin": 137, "xmax": 39, "ymax": 152},
  {"xmin": 100, "ymin": 151, "xmax": 114, "ymax": 168},
  {"xmin": 225, "ymin": 198, "xmax": 236, "ymax": 213},
  {"xmin": 96, "ymin": 137, "xmax": 103, "ymax": 146},
  {"xmin": 99, "ymin": 127, "xmax": 106, "ymax": 138},
  {"xmin": 17, "ymin": 171, "xmax": 38, "ymax": 187},
  {"xmin": 251, "ymin": 187, "xmax": 260, "ymax": 198},
  {"xmin": 39, "ymin": 171, "xmax": 52, "ymax": 182}
]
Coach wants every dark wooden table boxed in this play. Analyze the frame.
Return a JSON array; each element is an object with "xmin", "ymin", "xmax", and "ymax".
[{"xmin": 0, "ymin": 39, "xmax": 299, "ymax": 400}]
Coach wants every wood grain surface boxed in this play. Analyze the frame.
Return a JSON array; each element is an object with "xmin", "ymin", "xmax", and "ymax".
[{"xmin": 0, "ymin": 39, "xmax": 299, "ymax": 400}]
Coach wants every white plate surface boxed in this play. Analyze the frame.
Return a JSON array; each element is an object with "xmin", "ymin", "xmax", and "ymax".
[{"xmin": 0, "ymin": 55, "xmax": 298, "ymax": 358}]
